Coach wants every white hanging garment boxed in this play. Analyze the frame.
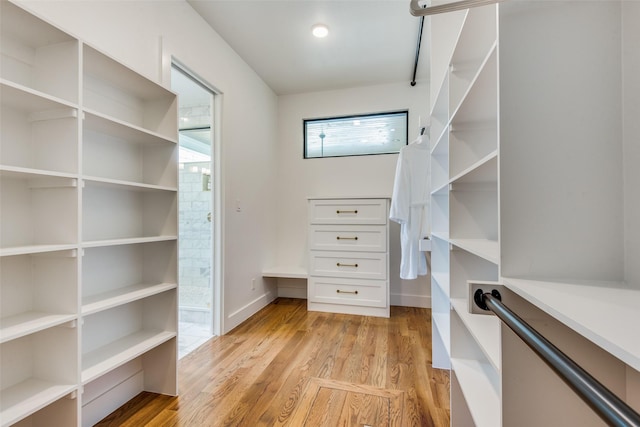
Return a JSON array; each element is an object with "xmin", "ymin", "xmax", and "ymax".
[{"xmin": 389, "ymin": 137, "xmax": 430, "ymax": 280}]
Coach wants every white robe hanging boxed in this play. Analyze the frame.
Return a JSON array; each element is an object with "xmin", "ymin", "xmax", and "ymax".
[{"xmin": 389, "ymin": 138, "xmax": 430, "ymax": 280}]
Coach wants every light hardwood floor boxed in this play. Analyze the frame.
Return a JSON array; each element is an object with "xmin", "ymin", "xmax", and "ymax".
[{"xmin": 95, "ymin": 298, "xmax": 450, "ymax": 426}]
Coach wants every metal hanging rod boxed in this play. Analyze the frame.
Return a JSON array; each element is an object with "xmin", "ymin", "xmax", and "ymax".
[
  {"xmin": 410, "ymin": 8, "xmax": 426, "ymax": 86},
  {"xmin": 410, "ymin": 0, "xmax": 504, "ymax": 17},
  {"xmin": 474, "ymin": 289, "xmax": 640, "ymax": 427}
]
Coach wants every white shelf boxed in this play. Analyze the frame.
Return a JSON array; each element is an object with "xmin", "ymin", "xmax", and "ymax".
[
  {"xmin": 0, "ymin": 82, "xmax": 79, "ymax": 174},
  {"xmin": 0, "ymin": 165, "xmax": 77, "ymax": 181},
  {"xmin": 81, "ymin": 330, "xmax": 175, "ymax": 384},
  {"xmin": 430, "ymin": 129, "xmax": 449, "ymax": 159},
  {"xmin": 1, "ymin": 170, "xmax": 78, "ymax": 250},
  {"xmin": 0, "ymin": 167, "xmax": 77, "ymax": 187},
  {"xmin": 83, "ymin": 176, "xmax": 177, "ymax": 192},
  {"xmin": 82, "ymin": 236, "xmax": 177, "ymax": 248},
  {"xmin": 503, "ymin": 277, "xmax": 640, "ymax": 372},
  {"xmin": 262, "ymin": 266, "xmax": 308, "ymax": 279},
  {"xmin": 83, "ymin": 110, "xmax": 177, "ymax": 188},
  {"xmin": 0, "ymin": 79, "xmax": 78, "ymax": 111},
  {"xmin": 451, "ymin": 298, "xmax": 501, "ymax": 371},
  {"xmin": 82, "ymin": 45, "xmax": 177, "ymax": 139},
  {"xmin": 0, "ymin": 244, "xmax": 77, "ymax": 257},
  {"xmin": 451, "ymin": 358, "xmax": 501, "ymax": 427},
  {"xmin": 0, "ymin": 312, "xmax": 76, "ymax": 344},
  {"xmin": 430, "ymin": 73, "xmax": 449, "ymax": 150},
  {"xmin": 0, "ymin": 1, "xmax": 78, "ymax": 104},
  {"xmin": 431, "ymin": 132, "xmax": 449, "ymax": 192},
  {"xmin": 431, "ymin": 231, "xmax": 450, "ymax": 242},
  {"xmin": 450, "ymin": 150, "xmax": 497, "ymax": 185},
  {"xmin": 431, "ymin": 182, "xmax": 449, "ymax": 196},
  {"xmin": 449, "ymin": 4, "xmax": 497, "ymax": 89},
  {"xmin": 83, "ymin": 109, "xmax": 178, "ymax": 145},
  {"xmin": 82, "ymin": 283, "xmax": 177, "ymax": 316},
  {"xmin": 0, "ymin": 323, "xmax": 77, "ymax": 426},
  {"xmin": 431, "ymin": 128, "xmax": 449, "ymax": 157},
  {"xmin": 450, "ymin": 238, "xmax": 499, "ymax": 265},
  {"xmin": 0, "ymin": 2, "xmax": 71, "ymax": 49},
  {"xmin": 450, "ymin": 42, "xmax": 498, "ymax": 122},
  {"xmin": 432, "ymin": 272, "xmax": 450, "ymax": 298},
  {"xmin": 83, "ymin": 47, "xmax": 175, "ymax": 103},
  {"xmin": 432, "ymin": 311, "xmax": 451, "ymax": 357},
  {"xmin": 82, "ymin": 182, "xmax": 177, "ymax": 242},
  {"xmin": 431, "ymin": 191, "xmax": 450, "ymax": 237},
  {"xmin": 449, "ymin": 75, "xmax": 498, "ymax": 179},
  {"xmin": 0, "ymin": 379, "xmax": 76, "ymax": 427}
]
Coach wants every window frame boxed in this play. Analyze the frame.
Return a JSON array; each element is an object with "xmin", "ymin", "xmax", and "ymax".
[{"xmin": 303, "ymin": 110, "xmax": 409, "ymax": 159}]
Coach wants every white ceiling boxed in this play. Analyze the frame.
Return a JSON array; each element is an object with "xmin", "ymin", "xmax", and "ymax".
[{"xmin": 187, "ymin": 0, "xmax": 430, "ymax": 95}]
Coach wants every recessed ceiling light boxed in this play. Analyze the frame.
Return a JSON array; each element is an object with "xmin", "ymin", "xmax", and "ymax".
[{"xmin": 312, "ymin": 23, "xmax": 329, "ymax": 38}]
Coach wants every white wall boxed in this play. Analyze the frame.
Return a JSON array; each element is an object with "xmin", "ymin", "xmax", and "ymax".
[
  {"xmin": 275, "ymin": 81, "xmax": 433, "ymax": 307},
  {"xmin": 19, "ymin": 0, "xmax": 280, "ymax": 333},
  {"xmin": 623, "ymin": 1, "xmax": 640, "ymax": 289}
]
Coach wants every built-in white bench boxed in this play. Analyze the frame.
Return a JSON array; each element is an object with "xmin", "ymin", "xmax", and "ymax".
[{"xmin": 261, "ymin": 266, "xmax": 308, "ymax": 279}]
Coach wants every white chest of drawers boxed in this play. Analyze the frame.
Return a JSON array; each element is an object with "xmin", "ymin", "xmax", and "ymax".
[{"xmin": 307, "ymin": 198, "xmax": 390, "ymax": 317}]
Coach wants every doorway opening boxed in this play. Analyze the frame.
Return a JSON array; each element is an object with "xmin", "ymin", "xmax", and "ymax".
[{"xmin": 171, "ymin": 63, "xmax": 218, "ymax": 358}]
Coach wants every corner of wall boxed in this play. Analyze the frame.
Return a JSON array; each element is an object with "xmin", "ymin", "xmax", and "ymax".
[
  {"xmin": 623, "ymin": 1, "xmax": 640, "ymax": 288},
  {"xmin": 224, "ymin": 289, "xmax": 277, "ymax": 334}
]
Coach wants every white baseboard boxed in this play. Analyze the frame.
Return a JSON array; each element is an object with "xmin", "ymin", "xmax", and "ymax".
[
  {"xmin": 225, "ymin": 290, "xmax": 276, "ymax": 333},
  {"xmin": 390, "ymin": 292, "xmax": 431, "ymax": 308},
  {"xmin": 82, "ymin": 362, "xmax": 144, "ymax": 427}
]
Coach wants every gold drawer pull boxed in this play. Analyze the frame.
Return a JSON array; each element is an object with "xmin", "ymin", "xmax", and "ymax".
[
  {"xmin": 336, "ymin": 236, "xmax": 358, "ymax": 240},
  {"xmin": 336, "ymin": 262, "xmax": 358, "ymax": 268},
  {"xmin": 336, "ymin": 210, "xmax": 358, "ymax": 214},
  {"xmin": 337, "ymin": 290, "xmax": 358, "ymax": 295}
]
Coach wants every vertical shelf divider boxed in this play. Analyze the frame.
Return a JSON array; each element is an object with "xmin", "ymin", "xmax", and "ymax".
[{"xmin": 430, "ymin": 3, "xmax": 501, "ymax": 425}]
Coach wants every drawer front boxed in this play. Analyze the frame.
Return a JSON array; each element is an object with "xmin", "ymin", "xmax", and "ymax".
[
  {"xmin": 309, "ymin": 225, "xmax": 387, "ymax": 252},
  {"xmin": 309, "ymin": 277, "xmax": 387, "ymax": 308},
  {"xmin": 309, "ymin": 199, "xmax": 388, "ymax": 225},
  {"xmin": 309, "ymin": 251, "xmax": 387, "ymax": 280}
]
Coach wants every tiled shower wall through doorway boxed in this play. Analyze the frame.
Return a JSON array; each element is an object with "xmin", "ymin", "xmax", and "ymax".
[{"xmin": 179, "ymin": 161, "xmax": 213, "ymax": 357}]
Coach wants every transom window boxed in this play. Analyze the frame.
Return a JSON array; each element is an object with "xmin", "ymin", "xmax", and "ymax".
[{"xmin": 303, "ymin": 110, "xmax": 408, "ymax": 158}]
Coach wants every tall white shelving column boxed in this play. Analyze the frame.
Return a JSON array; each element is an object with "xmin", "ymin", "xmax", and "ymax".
[
  {"xmin": 429, "ymin": 4, "xmax": 501, "ymax": 426},
  {"xmin": 0, "ymin": 2, "xmax": 179, "ymax": 426},
  {"xmin": 80, "ymin": 43, "xmax": 179, "ymax": 427},
  {"xmin": 430, "ymin": 1, "xmax": 640, "ymax": 426},
  {"xmin": 0, "ymin": 2, "xmax": 81, "ymax": 426}
]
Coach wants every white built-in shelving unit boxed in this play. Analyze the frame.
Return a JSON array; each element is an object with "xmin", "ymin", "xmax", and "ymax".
[
  {"xmin": 0, "ymin": 2, "xmax": 178, "ymax": 426},
  {"xmin": 429, "ymin": 1, "xmax": 640, "ymax": 426},
  {"xmin": 429, "ymin": 7, "xmax": 501, "ymax": 424}
]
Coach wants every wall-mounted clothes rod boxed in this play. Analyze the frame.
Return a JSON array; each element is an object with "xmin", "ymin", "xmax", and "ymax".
[
  {"xmin": 410, "ymin": 0, "xmax": 505, "ymax": 17},
  {"xmin": 474, "ymin": 289, "xmax": 640, "ymax": 427},
  {"xmin": 410, "ymin": 9, "xmax": 426, "ymax": 87}
]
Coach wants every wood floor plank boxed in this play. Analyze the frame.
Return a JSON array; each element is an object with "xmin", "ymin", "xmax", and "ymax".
[
  {"xmin": 342, "ymin": 392, "xmax": 388, "ymax": 426},
  {"xmin": 258, "ymin": 314, "xmax": 362, "ymax": 425},
  {"xmin": 260, "ymin": 313, "xmax": 357, "ymax": 426},
  {"xmin": 94, "ymin": 298, "xmax": 450, "ymax": 427}
]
